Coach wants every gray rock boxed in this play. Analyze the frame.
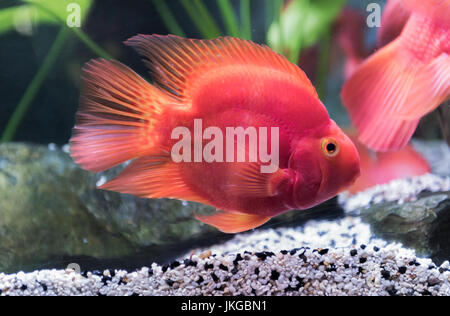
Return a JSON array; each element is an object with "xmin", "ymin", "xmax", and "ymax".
[
  {"xmin": 360, "ymin": 191, "xmax": 450, "ymax": 265},
  {"xmin": 0, "ymin": 143, "xmax": 134, "ymax": 273},
  {"xmin": 411, "ymin": 140, "xmax": 450, "ymax": 176},
  {"xmin": 0, "ymin": 142, "xmax": 217, "ymax": 273}
]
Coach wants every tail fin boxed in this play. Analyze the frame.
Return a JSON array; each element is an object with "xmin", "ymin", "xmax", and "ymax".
[
  {"xmin": 341, "ymin": 16, "xmax": 450, "ymax": 151},
  {"xmin": 70, "ymin": 59, "xmax": 169, "ymax": 172},
  {"xmin": 377, "ymin": 0, "xmax": 411, "ymax": 47},
  {"xmin": 402, "ymin": 0, "xmax": 450, "ymax": 23}
]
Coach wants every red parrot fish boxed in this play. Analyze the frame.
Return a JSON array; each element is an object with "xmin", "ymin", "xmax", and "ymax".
[
  {"xmin": 70, "ymin": 35, "xmax": 360, "ymax": 233},
  {"xmin": 377, "ymin": 0, "xmax": 411, "ymax": 48},
  {"xmin": 341, "ymin": 0, "xmax": 450, "ymax": 151},
  {"xmin": 345, "ymin": 130, "xmax": 430, "ymax": 194}
]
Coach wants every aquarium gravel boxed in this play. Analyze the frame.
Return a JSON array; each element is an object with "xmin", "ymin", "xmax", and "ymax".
[
  {"xmin": 339, "ymin": 173, "xmax": 450, "ymax": 212},
  {"xmin": 1, "ymin": 216, "xmax": 449, "ymax": 296}
]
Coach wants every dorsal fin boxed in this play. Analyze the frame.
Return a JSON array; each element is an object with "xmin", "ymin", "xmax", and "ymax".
[{"xmin": 124, "ymin": 34, "xmax": 318, "ymax": 102}]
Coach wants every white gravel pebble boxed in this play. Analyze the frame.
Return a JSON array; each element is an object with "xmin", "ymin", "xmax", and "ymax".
[{"xmin": 339, "ymin": 174, "xmax": 450, "ymax": 213}]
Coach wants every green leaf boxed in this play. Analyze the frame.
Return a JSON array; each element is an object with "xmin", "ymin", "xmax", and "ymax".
[
  {"xmin": 151, "ymin": 0, "xmax": 186, "ymax": 37},
  {"xmin": 216, "ymin": 0, "xmax": 239, "ymax": 37},
  {"xmin": 0, "ymin": 0, "xmax": 92, "ymax": 35},
  {"xmin": 267, "ymin": 0, "xmax": 346, "ymax": 63}
]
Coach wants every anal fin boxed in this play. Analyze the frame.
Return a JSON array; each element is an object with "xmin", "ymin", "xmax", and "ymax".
[{"xmin": 195, "ymin": 211, "xmax": 271, "ymax": 233}]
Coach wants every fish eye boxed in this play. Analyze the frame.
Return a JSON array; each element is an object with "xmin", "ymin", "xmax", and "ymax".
[{"xmin": 321, "ymin": 138, "xmax": 339, "ymax": 157}]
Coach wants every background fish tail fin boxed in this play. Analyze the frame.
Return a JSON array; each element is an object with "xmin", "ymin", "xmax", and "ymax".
[
  {"xmin": 396, "ymin": 54, "xmax": 450, "ymax": 119},
  {"xmin": 377, "ymin": 0, "xmax": 411, "ymax": 47},
  {"xmin": 70, "ymin": 59, "xmax": 172, "ymax": 172},
  {"xmin": 402, "ymin": 0, "xmax": 450, "ymax": 22},
  {"xmin": 341, "ymin": 38, "xmax": 432, "ymax": 151}
]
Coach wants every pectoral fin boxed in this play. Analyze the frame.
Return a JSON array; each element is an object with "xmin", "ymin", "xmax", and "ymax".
[{"xmin": 226, "ymin": 162, "xmax": 290, "ymax": 198}]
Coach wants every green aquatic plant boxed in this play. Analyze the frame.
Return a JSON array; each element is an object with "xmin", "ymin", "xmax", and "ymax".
[
  {"xmin": 152, "ymin": 0, "xmax": 346, "ymax": 99},
  {"xmin": 1, "ymin": 0, "xmax": 346, "ymax": 142},
  {"xmin": 1, "ymin": 0, "xmax": 112, "ymax": 142},
  {"xmin": 267, "ymin": 0, "xmax": 346, "ymax": 64}
]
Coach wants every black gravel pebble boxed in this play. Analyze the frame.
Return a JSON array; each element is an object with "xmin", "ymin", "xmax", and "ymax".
[
  {"xmin": 387, "ymin": 287, "xmax": 397, "ymax": 296},
  {"xmin": 398, "ymin": 266, "xmax": 407, "ymax": 274},
  {"xmin": 211, "ymin": 272, "xmax": 219, "ymax": 283},
  {"xmin": 381, "ymin": 270, "xmax": 391, "ymax": 280},
  {"xmin": 183, "ymin": 259, "xmax": 197, "ymax": 267},
  {"xmin": 219, "ymin": 264, "xmax": 229, "ymax": 271},
  {"xmin": 290, "ymin": 248, "xmax": 302, "ymax": 255},
  {"xmin": 359, "ymin": 257, "xmax": 367, "ymax": 264},
  {"xmin": 233, "ymin": 254, "xmax": 243, "ymax": 265},
  {"xmin": 280, "ymin": 250, "xmax": 288, "ymax": 255},
  {"xmin": 20, "ymin": 284, "xmax": 27, "ymax": 291},
  {"xmin": 101, "ymin": 276, "xmax": 112, "ymax": 286},
  {"xmin": 231, "ymin": 267, "xmax": 239, "ymax": 275},
  {"xmin": 254, "ymin": 267, "xmax": 260, "ymax": 275},
  {"xmin": 284, "ymin": 285, "xmax": 295, "ymax": 292},
  {"xmin": 204, "ymin": 263, "xmax": 214, "ymax": 270},
  {"xmin": 350, "ymin": 249, "xmax": 357, "ymax": 256},
  {"xmin": 197, "ymin": 276, "xmax": 204, "ymax": 284},
  {"xmin": 255, "ymin": 251, "xmax": 275, "ymax": 260},
  {"xmin": 165, "ymin": 279, "xmax": 175, "ymax": 287},
  {"xmin": 255, "ymin": 252, "xmax": 267, "ymax": 261},
  {"xmin": 295, "ymin": 276, "xmax": 305, "ymax": 288},
  {"xmin": 41, "ymin": 283, "xmax": 47, "ymax": 291},
  {"xmin": 298, "ymin": 252, "xmax": 307, "ymax": 262},
  {"xmin": 318, "ymin": 248, "xmax": 329, "ymax": 255},
  {"xmin": 373, "ymin": 246, "xmax": 380, "ymax": 252},
  {"xmin": 270, "ymin": 270, "xmax": 280, "ymax": 281},
  {"xmin": 170, "ymin": 261, "xmax": 180, "ymax": 269}
]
